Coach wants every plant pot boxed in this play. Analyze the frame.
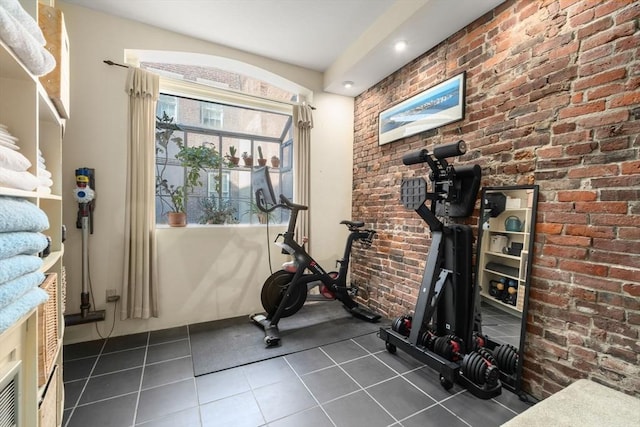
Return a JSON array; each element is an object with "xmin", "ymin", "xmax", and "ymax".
[
  {"xmin": 243, "ymin": 157, "xmax": 254, "ymax": 167},
  {"xmin": 167, "ymin": 212, "xmax": 187, "ymax": 227},
  {"xmin": 258, "ymin": 158, "xmax": 267, "ymax": 166},
  {"xmin": 228, "ymin": 156, "xmax": 240, "ymax": 166},
  {"xmin": 271, "ymin": 157, "xmax": 280, "ymax": 168}
]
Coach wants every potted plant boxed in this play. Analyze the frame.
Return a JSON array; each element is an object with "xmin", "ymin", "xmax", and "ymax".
[
  {"xmin": 257, "ymin": 146, "xmax": 267, "ymax": 166},
  {"xmin": 226, "ymin": 146, "xmax": 240, "ymax": 166},
  {"xmin": 271, "ymin": 155, "xmax": 280, "ymax": 168},
  {"xmin": 244, "ymin": 200, "xmax": 277, "ymax": 224},
  {"xmin": 242, "ymin": 151, "xmax": 253, "ymax": 167},
  {"xmin": 199, "ymin": 195, "xmax": 238, "ymax": 224},
  {"xmin": 156, "ymin": 113, "xmax": 224, "ymax": 226}
]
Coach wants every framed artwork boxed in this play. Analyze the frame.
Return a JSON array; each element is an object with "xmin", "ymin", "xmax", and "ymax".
[{"xmin": 379, "ymin": 72, "xmax": 466, "ymax": 145}]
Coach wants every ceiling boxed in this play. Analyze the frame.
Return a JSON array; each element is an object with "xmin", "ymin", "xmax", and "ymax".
[{"xmin": 62, "ymin": 0, "xmax": 505, "ymax": 96}]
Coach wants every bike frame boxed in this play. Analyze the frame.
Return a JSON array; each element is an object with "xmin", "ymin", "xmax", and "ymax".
[{"xmin": 270, "ymin": 200, "xmax": 374, "ymax": 319}]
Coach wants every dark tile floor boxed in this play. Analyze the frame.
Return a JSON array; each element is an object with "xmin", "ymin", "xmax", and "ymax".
[
  {"xmin": 480, "ymin": 302, "xmax": 522, "ymax": 349},
  {"xmin": 62, "ymin": 317, "xmax": 531, "ymax": 427}
]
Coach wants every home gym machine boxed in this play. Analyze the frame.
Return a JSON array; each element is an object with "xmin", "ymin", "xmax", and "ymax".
[
  {"xmin": 65, "ymin": 167, "xmax": 106, "ymax": 326},
  {"xmin": 251, "ymin": 166, "xmax": 381, "ymax": 347},
  {"xmin": 379, "ymin": 140, "xmax": 514, "ymax": 399}
]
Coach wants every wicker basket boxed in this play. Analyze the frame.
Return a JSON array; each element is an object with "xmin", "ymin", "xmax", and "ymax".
[{"xmin": 38, "ymin": 273, "xmax": 59, "ymax": 387}]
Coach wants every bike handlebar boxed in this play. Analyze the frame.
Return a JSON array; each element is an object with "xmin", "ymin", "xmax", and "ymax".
[{"xmin": 279, "ymin": 194, "xmax": 308, "ymax": 211}]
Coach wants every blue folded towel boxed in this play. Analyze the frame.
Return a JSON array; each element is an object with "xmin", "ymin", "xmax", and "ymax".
[
  {"xmin": 0, "ymin": 231, "xmax": 48, "ymax": 260},
  {"xmin": 0, "ymin": 270, "xmax": 44, "ymax": 309},
  {"xmin": 0, "ymin": 196, "xmax": 49, "ymax": 232},
  {"xmin": 0, "ymin": 254, "xmax": 42, "ymax": 284},
  {"xmin": 0, "ymin": 287, "xmax": 48, "ymax": 334}
]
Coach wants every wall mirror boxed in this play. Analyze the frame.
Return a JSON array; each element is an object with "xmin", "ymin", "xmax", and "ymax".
[{"xmin": 475, "ymin": 185, "xmax": 539, "ymax": 395}]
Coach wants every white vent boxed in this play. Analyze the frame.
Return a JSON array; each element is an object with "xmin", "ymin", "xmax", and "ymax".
[{"xmin": 0, "ymin": 362, "xmax": 20, "ymax": 427}]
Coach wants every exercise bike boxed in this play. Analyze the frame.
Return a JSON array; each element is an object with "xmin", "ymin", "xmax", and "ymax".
[
  {"xmin": 250, "ymin": 167, "xmax": 381, "ymax": 347},
  {"xmin": 379, "ymin": 140, "xmax": 516, "ymax": 400}
]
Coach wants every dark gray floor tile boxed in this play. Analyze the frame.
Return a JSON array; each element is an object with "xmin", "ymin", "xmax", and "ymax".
[
  {"xmin": 92, "ymin": 348, "xmax": 146, "ymax": 375},
  {"xmin": 340, "ymin": 354, "xmax": 396, "ymax": 388},
  {"xmin": 200, "ymin": 390, "xmax": 264, "ymax": 427},
  {"xmin": 441, "ymin": 390, "xmax": 517, "ymax": 427},
  {"xmin": 322, "ymin": 390, "xmax": 395, "ymax": 427},
  {"xmin": 373, "ymin": 348, "xmax": 425, "ymax": 374},
  {"xmin": 136, "ymin": 406, "xmax": 201, "ymax": 426},
  {"xmin": 63, "ymin": 356, "xmax": 97, "ymax": 382},
  {"xmin": 268, "ymin": 406, "xmax": 333, "ymax": 427},
  {"xmin": 79, "ymin": 367, "xmax": 142, "ymax": 404},
  {"xmin": 136, "ymin": 378, "xmax": 198, "ymax": 423},
  {"xmin": 253, "ymin": 377, "xmax": 317, "ymax": 422},
  {"xmin": 146, "ymin": 339, "xmax": 190, "ymax": 364},
  {"xmin": 63, "ymin": 409, "xmax": 71, "ymax": 426},
  {"xmin": 492, "ymin": 389, "xmax": 534, "ymax": 414},
  {"xmin": 66, "ymin": 393, "xmax": 137, "ymax": 427},
  {"xmin": 149, "ymin": 326, "xmax": 189, "ymax": 345},
  {"xmin": 352, "ymin": 332, "xmax": 386, "ymax": 353},
  {"xmin": 63, "ymin": 379, "xmax": 85, "ymax": 409},
  {"xmin": 285, "ymin": 347, "xmax": 335, "ymax": 375},
  {"xmin": 301, "ymin": 366, "xmax": 360, "ymax": 403},
  {"xmin": 64, "ymin": 339, "xmax": 105, "ymax": 360},
  {"xmin": 402, "ymin": 404, "xmax": 469, "ymax": 427},
  {"xmin": 367, "ymin": 376, "xmax": 436, "ymax": 420},
  {"xmin": 242, "ymin": 357, "xmax": 295, "ymax": 389},
  {"xmin": 103, "ymin": 332, "xmax": 149, "ymax": 353},
  {"xmin": 403, "ymin": 366, "xmax": 464, "ymax": 402},
  {"xmin": 321, "ymin": 339, "xmax": 368, "ymax": 364},
  {"xmin": 196, "ymin": 367, "xmax": 251, "ymax": 405},
  {"xmin": 142, "ymin": 356, "xmax": 194, "ymax": 390}
]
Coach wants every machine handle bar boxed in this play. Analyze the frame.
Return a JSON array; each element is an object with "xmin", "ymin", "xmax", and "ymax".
[{"xmin": 402, "ymin": 140, "xmax": 467, "ymax": 166}]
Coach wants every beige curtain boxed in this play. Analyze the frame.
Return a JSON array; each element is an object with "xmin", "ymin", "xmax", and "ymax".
[
  {"xmin": 122, "ymin": 67, "xmax": 159, "ymax": 319},
  {"xmin": 293, "ymin": 104, "xmax": 313, "ymax": 246}
]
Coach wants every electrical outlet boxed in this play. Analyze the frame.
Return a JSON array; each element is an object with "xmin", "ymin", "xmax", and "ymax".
[{"xmin": 106, "ymin": 289, "xmax": 120, "ymax": 303}]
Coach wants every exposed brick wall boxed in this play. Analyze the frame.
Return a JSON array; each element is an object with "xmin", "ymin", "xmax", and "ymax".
[{"xmin": 351, "ymin": 0, "xmax": 639, "ymax": 399}]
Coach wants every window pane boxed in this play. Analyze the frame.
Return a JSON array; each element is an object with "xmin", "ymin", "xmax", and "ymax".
[{"xmin": 155, "ymin": 94, "xmax": 293, "ymax": 226}]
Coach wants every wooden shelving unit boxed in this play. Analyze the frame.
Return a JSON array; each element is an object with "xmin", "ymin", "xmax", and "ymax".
[{"xmin": 0, "ymin": 2, "xmax": 66, "ymax": 423}]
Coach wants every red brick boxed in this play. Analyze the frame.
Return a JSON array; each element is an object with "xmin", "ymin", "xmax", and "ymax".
[
  {"xmin": 573, "ymin": 68, "xmax": 627, "ymax": 91},
  {"xmin": 557, "ymin": 190, "xmax": 596, "ymax": 202}
]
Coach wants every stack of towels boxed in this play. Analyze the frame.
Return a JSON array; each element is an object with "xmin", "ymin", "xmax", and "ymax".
[
  {"xmin": 0, "ymin": 196, "xmax": 50, "ymax": 333},
  {"xmin": 0, "ymin": 0, "xmax": 55, "ymax": 76},
  {"xmin": 0, "ymin": 123, "xmax": 41, "ymax": 192},
  {"xmin": 37, "ymin": 149, "xmax": 53, "ymax": 194}
]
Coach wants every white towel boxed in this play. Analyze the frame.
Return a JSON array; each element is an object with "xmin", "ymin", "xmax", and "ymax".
[
  {"xmin": 0, "ymin": 6, "xmax": 55, "ymax": 76},
  {"xmin": 0, "ymin": 144, "xmax": 30, "ymax": 171},
  {"xmin": 38, "ymin": 168, "xmax": 52, "ymax": 179},
  {"xmin": 0, "ymin": 0, "xmax": 46, "ymax": 45},
  {"xmin": 0, "ymin": 167, "xmax": 39, "ymax": 191},
  {"xmin": 38, "ymin": 176, "xmax": 53, "ymax": 187}
]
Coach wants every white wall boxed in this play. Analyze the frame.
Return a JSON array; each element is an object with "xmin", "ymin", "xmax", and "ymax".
[{"xmin": 59, "ymin": 2, "xmax": 355, "ymax": 343}]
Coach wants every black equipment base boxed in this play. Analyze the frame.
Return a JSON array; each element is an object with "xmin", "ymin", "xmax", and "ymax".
[
  {"xmin": 252, "ymin": 303, "xmax": 381, "ymax": 347},
  {"xmin": 379, "ymin": 328, "xmax": 502, "ymax": 400}
]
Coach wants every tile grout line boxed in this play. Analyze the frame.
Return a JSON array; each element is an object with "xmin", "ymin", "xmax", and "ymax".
[
  {"xmin": 63, "ymin": 338, "xmax": 108, "ymax": 427},
  {"xmin": 281, "ymin": 355, "xmax": 338, "ymax": 427},
  {"xmin": 318, "ymin": 345, "xmax": 401, "ymax": 426},
  {"xmin": 130, "ymin": 332, "xmax": 151, "ymax": 427},
  {"xmin": 351, "ymin": 336, "xmax": 473, "ymax": 427}
]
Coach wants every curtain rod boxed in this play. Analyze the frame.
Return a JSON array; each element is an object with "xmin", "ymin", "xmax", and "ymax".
[
  {"xmin": 103, "ymin": 59, "xmax": 129, "ymax": 68},
  {"xmin": 103, "ymin": 58, "xmax": 315, "ymax": 110}
]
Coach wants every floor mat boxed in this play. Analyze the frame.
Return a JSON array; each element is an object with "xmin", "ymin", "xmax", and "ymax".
[{"xmin": 190, "ymin": 302, "xmax": 388, "ymax": 376}]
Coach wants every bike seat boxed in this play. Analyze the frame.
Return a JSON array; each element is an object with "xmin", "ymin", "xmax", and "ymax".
[{"xmin": 340, "ymin": 220, "xmax": 364, "ymax": 228}]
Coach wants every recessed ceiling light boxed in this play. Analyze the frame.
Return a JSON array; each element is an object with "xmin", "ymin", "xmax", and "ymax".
[
  {"xmin": 343, "ymin": 81, "xmax": 354, "ymax": 88},
  {"xmin": 394, "ymin": 40, "xmax": 408, "ymax": 52}
]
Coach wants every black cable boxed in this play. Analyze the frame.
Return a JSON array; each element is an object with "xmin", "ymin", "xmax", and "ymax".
[{"xmin": 266, "ymin": 216, "xmax": 273, "ymax": 275}]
